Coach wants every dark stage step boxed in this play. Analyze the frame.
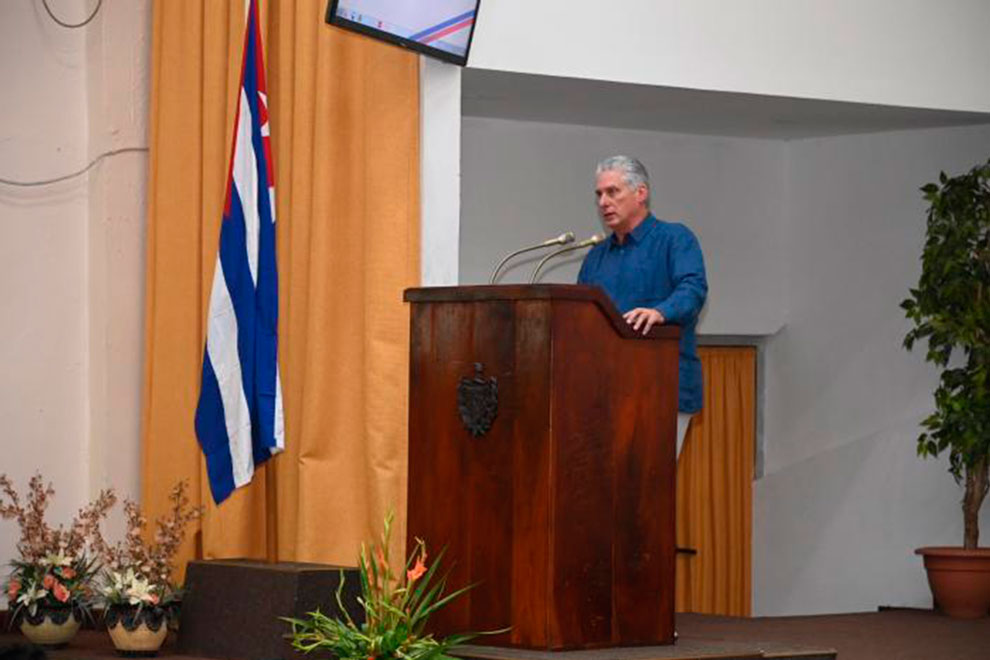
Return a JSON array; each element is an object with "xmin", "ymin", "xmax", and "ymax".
[{"xmin": 457, "ymin": 640, "xmax": 834, "ymax": 660}]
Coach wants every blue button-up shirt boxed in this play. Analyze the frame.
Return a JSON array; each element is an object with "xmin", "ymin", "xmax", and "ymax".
[{"xmin": 577, "ymin": 215, "xmax": 708, "ymax": 413}]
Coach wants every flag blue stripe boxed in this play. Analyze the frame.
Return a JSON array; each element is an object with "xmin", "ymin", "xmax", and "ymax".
[{"xmin": 194, "ymin": 351, "xmax": 237, "ymax": 503}]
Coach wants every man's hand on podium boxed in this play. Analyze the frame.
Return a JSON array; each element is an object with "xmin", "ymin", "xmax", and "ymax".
[{"xmin": 623, "ymin": 307, "xmax": 665, "ymax": 334}]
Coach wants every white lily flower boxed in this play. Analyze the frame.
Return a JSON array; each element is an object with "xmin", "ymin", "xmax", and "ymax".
[
  {"xmin": 102, "ymin": 568, "xmax": 133, "ymax": 601},
  {"xmin": 17, "ymin": 583, "xmax": 48, "ymax": 616},
  {"xmin": 116, "ymin": 569, "xmax": 132, "ymax": 592},
  {"xmin": 126, "ymin": 575, "xmax": 157, "ymax": 605},
  {"xmin": 41, "ymin": 551, "xmax": 73, "ymax": 568}
]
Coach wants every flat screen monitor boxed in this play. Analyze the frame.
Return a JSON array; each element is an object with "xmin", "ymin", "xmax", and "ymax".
[{"xmin": 326, "ymin": 0, "xmax": 481, "ymax": 66}]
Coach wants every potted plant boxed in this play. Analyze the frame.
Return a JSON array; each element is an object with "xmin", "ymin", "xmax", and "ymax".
[
  {"xmin": 98, "ymin": 481, "xmax": 203, "ymax": 655},
  {"xmin": 285, "ymin": 512, "xmax": 503, "ymax": 660},
  {"xmin": 902, "ymin": 159, "xmax": 990, "ymax": 618},
  {"xmin": 0, "ymin": 473, "xmax": 116, "ymax": 645}
]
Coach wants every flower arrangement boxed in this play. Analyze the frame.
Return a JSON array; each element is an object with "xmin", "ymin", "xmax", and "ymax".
[
  {"xmin": 285, "ymin": 513, "xmax": 500, "ymax": 660},
  {"xmin": 0, "ymin": 473, "xmax": 116, "ymax": 625},
  {"xmin": 98, "ymin": 480, "xmax": 203, "ymax": 628}
]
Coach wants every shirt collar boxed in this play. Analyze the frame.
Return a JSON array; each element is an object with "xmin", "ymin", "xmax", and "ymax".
[{"xmin": 609, "ymin": 213, "xmax": 657, "ymax": 248}]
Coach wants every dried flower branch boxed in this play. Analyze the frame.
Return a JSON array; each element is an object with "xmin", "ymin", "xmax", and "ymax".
[{"xmin": 100, "ymin": 480, "xmax": 203, "ymax": 613}]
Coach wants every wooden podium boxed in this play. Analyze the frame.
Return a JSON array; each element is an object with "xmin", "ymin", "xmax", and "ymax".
[{"xmin": 404, "ymin": 285, "xmax": 680, "ymax": 650}]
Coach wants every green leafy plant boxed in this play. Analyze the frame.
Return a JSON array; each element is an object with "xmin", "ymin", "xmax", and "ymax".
[
  {"xmin": 902, "ymin": 159, "xmax": 990, "ymax": 549},
  {"xmin": 285, "ymin": 513, "xmax": 500, "ymax": 660}
]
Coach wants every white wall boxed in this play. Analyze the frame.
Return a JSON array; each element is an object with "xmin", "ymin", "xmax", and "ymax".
[
  {"xmin": 755, "ymin": 124, "xmax": 990, "ymax": 615},
  {"xmin": 420, "ymin": 57, "xmax": 461, "ymax": 286},
  {"xmin": 85, "ymin": 1, "xmax": 151, "ymax": 503},
  {"xmin": 469, "ymin": 0, "xmax": 990, "ymax": 113},
  {"xmin": 0, "ymin": 0, "xmax": 149, "ymax": 580},
  {"xmin": 0, "ymin": 0, "xmax": 91, "ymax": 569},
  {"xmin": 460, "ymin": 117, "xmax": 788, "ymax": 336}
]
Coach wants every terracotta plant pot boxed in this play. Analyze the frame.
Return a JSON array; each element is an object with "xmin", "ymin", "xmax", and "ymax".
[
  {"xmin": 106, "ymin": 606, "xmax": 168, "ymax": 656},
  {"xmin": 916, "ymin": 547, "xmax": 990, "ymax": 618},
  {"xmin": 19, "ymin": 607, "xmax": 82, "ymax": 646}
]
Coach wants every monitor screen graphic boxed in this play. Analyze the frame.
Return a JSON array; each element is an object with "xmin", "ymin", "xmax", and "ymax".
[{"xmin": 327, "ymin": 0, "xmax": 481, "ymax": 66}]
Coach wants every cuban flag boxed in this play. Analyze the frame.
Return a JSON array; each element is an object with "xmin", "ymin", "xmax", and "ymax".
[{"xmin": 195, "ymin": 0, "xmax": 284, "ymax": 505}]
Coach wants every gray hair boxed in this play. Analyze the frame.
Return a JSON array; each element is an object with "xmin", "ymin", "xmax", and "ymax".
[{"xmin": 596, "ymin": 155, "xmax": 651, "ymax": 208}]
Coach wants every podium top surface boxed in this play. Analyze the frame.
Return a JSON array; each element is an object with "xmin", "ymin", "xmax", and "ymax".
[{"xmin": 404, "ymin": 284, "xmax": 680, "ymax": 340}]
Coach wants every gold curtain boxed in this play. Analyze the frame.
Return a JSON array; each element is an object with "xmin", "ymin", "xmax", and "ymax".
[
  {"xmin": 675, "ymin": 346, "xmax": 755, "ymax": 616},
  {"xmin": 141, "ymin": 0, "xmax": 419, "ymax": 574}
]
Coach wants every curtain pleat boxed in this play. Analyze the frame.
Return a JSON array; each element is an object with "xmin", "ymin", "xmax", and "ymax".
[
  {"xmin": 675, "ymin": 346, "xmax": 755, "ymax": 615},
  {"xmin": 142, "ymin": 0, "xmax": 419, "ymax": 577}
]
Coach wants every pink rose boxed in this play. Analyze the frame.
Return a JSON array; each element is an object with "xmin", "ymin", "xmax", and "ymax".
[
  {"xmin": 7, "ymin": 580, "xmax": 20, "ymax": 600},
  {"xmin": 60, "ymin": 567, "xmax": 76, "ymax": 579},
  {"xmin": 42, "ymin": 574, "xmax": 56, "ymax": 589},
  {"xmin": 53, "ymin": 581, "xmax": 71, "ymax": 603}
]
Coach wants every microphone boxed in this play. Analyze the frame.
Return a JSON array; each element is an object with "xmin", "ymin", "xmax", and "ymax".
[
  {"xmin": 488, "ymin": 232, "xmax": 575, "ymax": 284},
  {"xmin": 529, "ymin": 234, "xmax": 606, "ymax": 283}
]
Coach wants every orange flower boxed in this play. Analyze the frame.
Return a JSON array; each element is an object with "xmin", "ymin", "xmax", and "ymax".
[
  {"xmin": 53, "ymin": 581, "xmax": 70, "ymax": 603},
  {"xmin": 6, "ymin": 580, "xmax": 20, "ymax": 600},
  {"xmin": 42, "ymin": 574, "xmax": 56, "ymax": 589},
  {"xmin": 406, "ymin": 556, "xmax": 427, "ymax": 583},
  {"xmin": 60, "ymin": 567, "xmax": 76, "ymax": 579}
]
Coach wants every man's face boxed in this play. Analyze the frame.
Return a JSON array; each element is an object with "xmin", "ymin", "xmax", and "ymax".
[{"xmin": 595, "ymin": 170, "xmax": 648, "ymax": 235}]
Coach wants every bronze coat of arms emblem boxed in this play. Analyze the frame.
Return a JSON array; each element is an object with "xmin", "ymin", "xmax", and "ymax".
[{"xmin": 457, "ymin": 363, "xmax": 498, "ymax": 437}]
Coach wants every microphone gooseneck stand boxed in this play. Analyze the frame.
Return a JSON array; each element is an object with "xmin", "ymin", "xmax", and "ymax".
[
  {"xmin": 529, "ymin": 234, "xmax": 605, "ymax": 284},
  {"xmin": 489, "ymin": 232, "xmax": 574, "ymax": 284}
]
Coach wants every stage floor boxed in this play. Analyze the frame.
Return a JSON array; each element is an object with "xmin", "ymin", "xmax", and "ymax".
[
  {"xmin": 4, "ymin": 609, "xmax": 989, "ymax": 660},
  {"xmin": 678, "ymin": 609, "xmax": 990, "ymax": 660}
]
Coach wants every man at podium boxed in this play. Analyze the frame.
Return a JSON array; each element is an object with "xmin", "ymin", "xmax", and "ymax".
[{"xmin": 578, "ymin": 155, "xmax": 708, "ymax": 456}]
